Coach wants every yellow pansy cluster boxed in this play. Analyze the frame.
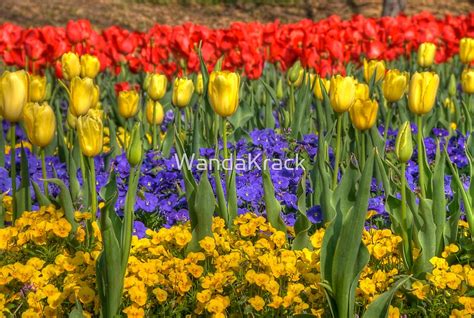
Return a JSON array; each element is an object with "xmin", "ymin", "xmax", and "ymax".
[{"xmin": 1, "ymin": 206, "xmax": 473, "ymax": 317}]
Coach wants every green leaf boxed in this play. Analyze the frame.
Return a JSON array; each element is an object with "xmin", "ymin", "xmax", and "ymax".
[
  {"xmin": 293, "ymin": 171, "xmax": 313, "ymax": 251},
  {"xmin": 262, "ymin": 153, "xmax": 287, "ymax": 233},
  {"xmin": 14, "ymin": 145, "xmax": 31, "ymax": 219},
  {"xmin": 186, "ymin": 170, "xmax": 216, "ymax": 253},
  {"xmin": 32, "ymin": 180, "xmax": 52, "ymax": 207},
  {"xmin": 161, "ymin": 123, "xmax": 175, "ymax": 158},
  {"xmin": 431, "ymin": 145, "xmax": 446, "ymax": 255},
  {"xmin": 363, "ymin": 276, "xmax": 411, "ymax": 318},
  {"xmin": 46, "ymin": 178, "xmax": 78, "ymax": 233}
]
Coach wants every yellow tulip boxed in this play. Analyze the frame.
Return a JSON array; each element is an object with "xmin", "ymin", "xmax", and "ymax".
[
  {"xmin": 460, "ymin": 38, "xmax": 474, "ymax": 64},
  {"xmin": 196, "ymin": 73, "xmax": 204, "ymax": 95},
  {"xmin": 146, "ymin": 99, "xmax": 164, "ymax": 125},
  {"xmin": 0, "ymin": 70, "xmax": 29, "ymax": 122},
  {"xmin": 349, "ymin": 98, "xmax": 378, "ymax": 131},
  {"xmin": 118, "ymin": 90, "xmax": 139, "ymax": 119},
  {"xmin": 287, "ymin": 61, "xmax": 304, "ymax": 87},
  {"xmin": 313, "ymin": 77, "xmax": 330, "ymax": 100},
  {"xmin": 395, "ymin": 121, "xmax": 413, "ymax": 163},
  {"xmin": 91, "ymin": 85, "xmax": 100, "ymax": 109},
  {"xmin": 329, "ymin": 75, "xmax": 356, "ymax": 113},
  {"xmin": 80, "ymin": 54, "xmax": 101, "ymax": 79},
  {"xmin": 417, "ymin": 42, "xmax": 436, "ymax": 67},
  {"xmin": 77, "ymin": 111, "xmax": 103, "ymax": 157},
  {"xmin": 147, "ymin": 74, "xmax": 167, "ymax": 101},
  {"xmin": 208, "ymin": 71, "xmax": 240, "ymax": 118},
  {"xmin": 408, "ymin": 72, "xmax": 440, "ymax": 115},
  {"xmin": 172, "ymin": 77, "xmax": 194, "ymax": 108},
  {"xmin": 61, "ymin": 52, "xmax": 81, "ymax": 81},
  {"xmin": 29, "ymin": 75, "xmax": 47, "ymax": 102},
  {"xmin": 364, "ymin": 59, "xmax": 386, "ymax": 83},
  {"xmin": 22, "ymin": 102, "xmax": 56, "ymax": 148},
  {"xmin": 70, "ymin": 77, "xmax": 95, "ymax": 116},
  {"xmin": 462, "ymin": 68, "xmax": 474, "ymax": 94},
  {"xmin": 382, "ymin": 69, "xmax": 409, "ymax": 103},
  {"xmin": 355, "ymin": 83, "xmax": 370, "ymax": 101},
  {"xmin": 67, "ymin": 108, "xmax": 77, "ymax": 129}
]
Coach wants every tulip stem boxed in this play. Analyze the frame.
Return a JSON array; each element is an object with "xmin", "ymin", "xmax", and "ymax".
[
  {"xmin": 400, "ymin": 162, "xmax": 413, "ymax": 269},
  {"xmin": 152, "ymin": 104, "xmax": 157, "ymax": 150},
  {"xmin": 416, "ymin": 115, "xmax": 426, "ymax": 197},
  {"xmin": 289, "ymin": 85, "xmax": 295, "ymax": 125},
  {"xmin": 222, "ymin": 117, "xmax": 228, "ymax": 160},
  {"xmin": 361, "ymin": 132, "xmax": 366, "ymax": 170},
  {"xmin": 9, "ymin": 125, "xmax": 17, "ymax": 220},
  {"xmin": 332, "ymin": 113, "xmax": 343, "ymax": 189},
  {"xmin": 40, "ymin": 148, "xmax": 49, "ymax": 198},
  {"xmin": 383, "ymin": 103, "xmax": 393, "ymax": 141},
  {"xmin": 175, "ymin": 109, "xmax": 182, "ymax": 135},
  {"xmin": 88, "ymin": 157, "xmax": 97, "ymax": 222}
]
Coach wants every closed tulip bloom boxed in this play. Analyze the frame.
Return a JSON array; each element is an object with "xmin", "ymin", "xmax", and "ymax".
[
  {"xmin": 395, "ymin": 121, "xmax": 413, "ymax": 163},
  {"xmin": 408, "ymin": 72, "xmax": 440, "ymax": 115},
  {"xmin": 22, "ymin": 102, "xmax": 56, "ymax": 148},
  {"xmin": 349, "ymin": 98, "xmax": 378, "ymax": 131},
  {"xmin": 146, "ymin": 99, "xmax": 164, "ymax": 125},
  {"xmin": 61, "ymin": 52, "xmax": 81, "ymax": 81},
  {"xmin": 329, "ymin": 75, "xmax": 356, "ymax": 113},
  {"xmin": 460, "ymin": 38, "xmax": 474, "ymax": 64},
  {"xmin": 287, "ymin": 61, "xmax": 304, "ymax": 87},
  {"xmin": 70, "ymin": 77, "xmax": 95, "ymax": 116},
  {"xmin": 417, "ymin": 42, "xmax": 436, "ymax": 67},
  {"xmin": 118, "ymin": 90, "xmax": 139, "ymax": 118},
  {"xmin": 363, "ymin": 59, "xmax": 385, "ymax": 83},
  {"xmin": 67, "ymin": 108, "xmax": 77, "ymax": 129},
  {"xmin": 91, "ymin": 85, "xmax": 100, "ymax": 109},
  {"xmin": 77, "ymin": 112, "xmax": 103, "ymax": 157},
  {"xmin": 382, "ymin": 69, "xmax": 409, "ymax": 102},
  {"xmin": 80, "ymin": 54, "xmax": 101, "ymax": 79},
  {"xmin": 0, "ymin": 70, "xmax": 29, "ymax": 122},
  {"xmin": 462, "ymin": 69, "xmax": 474, "ymax": 94},
  {"xmin": 147, "ymin": 74, "xmax": 167, "ymax": 101},
  {"xmin": 196, "ymin": 73, "xmax": 204, "ymax": 95},
  {"xmin": 355, "ymin": 83, "xmax": 370, "ymax": 101},
  {"xmin": 126, "ymin": 123, "xmax": 143, "ymax": 167},
  {"xmin": 208, "ymin": 71, "xmax": 240, "ymax": 118},
  {"xmin": 29, "ymin": 75, "xmax": 47, "ymax": 102},
  {"xmin": 313, "ymin": 77, "xmax": 330, "ymax": 100},
  {"xmin": 172, "ymin": 77, "xmax": 194, "ymax": 108},
  {"xmin": 276, "ymin": 78, "xmax": 284, "ymax": 100}
]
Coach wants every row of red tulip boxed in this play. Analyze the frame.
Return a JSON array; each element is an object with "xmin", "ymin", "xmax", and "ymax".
[{"xmin": 1, "ymin": 12, "xmax": 473, "ymax": 79}]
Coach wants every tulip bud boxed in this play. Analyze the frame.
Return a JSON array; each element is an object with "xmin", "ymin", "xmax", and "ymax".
[
  {"xmin": 77, "ymin": 111, "xmax": 103, "ymax": 157},
  {"xmin": 395, "ymin": 121, "xmax": 413, "ymax": 163},
  {"xmin": 118, "ymin": 90, "xmax": 139, "ymax": 119},
  {"xmin": 22, "ymin": 102, "xmax": 56, "ymax": 148},
  {"xmin": 417, "ymin": 42, "xmax": 436, "ymax": 68},
  {"xmin": 408, "ymin": 72, "xmax": 440, "ymax": 115},
  {"xmin": 29, "ymin": 75, "xmax": 47, "ymax": 102},
  {"xmin": 305, "ymin": 73, "xmax": 316, "ymax": 88},
  {"xmin": 363, "ymin": 59, "xmax": 386, "ymax": 83},
  {"xmin": 126, "ymin": 123, "xmax": 144, "ymax": 167},
  {"xmin": 276, "ymin": 78, "xmax": 284, "ymax": 100},
  {"xmin": 382, "ymin": 69, "xmax": 409, "ymax": 103},
  {"xmin": 70, "ymin": 77, "xmax": 95, "ymax": 116},
  {"xmin": 196, "ymin": 73, "xmax": 204, "ymax": 95},
  {"xmin": 460, "ymin": 38, "xmax": 474, "ymax": 65},
  {"xmin": 329, "ymin": 75, "xmax": 356, "ymax": 113},
  {"xmin": 91, "ymin": 85, "xmax": 100, "ymax": 109},
  {"xmin": 67, "ymin": 108, "xmax": 77, "ymax": 129},
  {"xmin": 208, "ymin": 71, "xmax": 240, "ymax": 118},
  {"xmin": 61, "ymin": 52, "xmax": 81, "ymax": 81},
  {"xmin": 80, "ymin": 54, "xmax": 101, "ymax": 79},
  {"xmin": 147, "ymin": 74, "xmax": 167, "ymax": 101},
  {"xmin": 448, "ymin": 74, "xmax": 457, "ymax": 97},
  {"xmin": 287, "ymin": 61, "xmax": 304, "ymax": 87},
  {"xmin": 145, "ymin": 99, "xmax": 164, "ymax": 125},
  {"xmin": 172, "ymin": 77, "xmax": 194, "ymax": 108},
  {"xmin": 355, "ymin": 83, "xmax": 370, "ymax": 101},
  {"xmin": 313, "ymin": 77, "xmax": 330, "ymax": 101},
  {"xmin": 462, "ymin": 69, "xmax": 474, "ymax": 94},
  {"xmin": 349, "ymin": 98, "xmax": 378, "ymax": 131},
  {"xmin": 0, "ymin": 70, "xmax": 29, "ymax": 122}
]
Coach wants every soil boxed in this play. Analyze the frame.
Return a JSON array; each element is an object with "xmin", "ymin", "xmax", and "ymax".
[{"xmin": 0, "ymin": 0, "xmax": 473, "ymax": 30}]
